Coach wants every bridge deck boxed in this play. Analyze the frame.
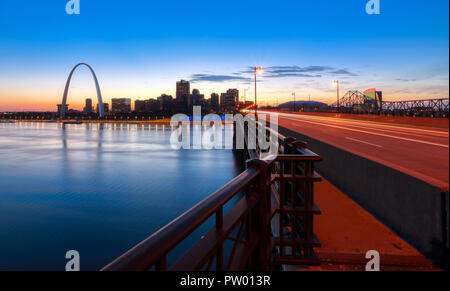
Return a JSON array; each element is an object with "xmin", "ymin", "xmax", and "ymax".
[{"xmin": 261, "ymin": 111, "xmax": 449, "ymax": 187}]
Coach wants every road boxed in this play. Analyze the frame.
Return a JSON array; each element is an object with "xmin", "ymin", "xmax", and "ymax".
[{"xmin": 260, "ymin": 111, "xmax": 449, "ymax": 188}]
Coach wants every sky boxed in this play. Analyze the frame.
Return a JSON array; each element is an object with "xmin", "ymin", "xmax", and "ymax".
[{"xmin": 0, "ymin": 0, "xmax": 448, "ymax": 111}]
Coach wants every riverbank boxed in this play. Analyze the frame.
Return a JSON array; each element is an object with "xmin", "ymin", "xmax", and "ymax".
[{"xmin": 0, "ymin": 118, "xmax": 172, "ymax": 124}]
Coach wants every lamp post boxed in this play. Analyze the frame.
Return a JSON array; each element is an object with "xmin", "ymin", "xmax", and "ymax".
[
  {"xmin": 292, "ymin": 92, "xmax": 296, "ymax": 112},
  {"xmin": 333, "ymin": 80, "xmax": 340, "ymax": 112},
  {"xmin": 254, "ymin": 67, "xmax": 263, "ymax": 115}
]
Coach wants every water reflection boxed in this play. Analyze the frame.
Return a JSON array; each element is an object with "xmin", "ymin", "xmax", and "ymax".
[{"xmin": 0, "ymin": 122, "xmax": 240, "ymax": 270}]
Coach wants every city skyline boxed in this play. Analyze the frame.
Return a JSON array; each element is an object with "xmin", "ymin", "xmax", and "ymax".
[
  {"xmin": 57, "ymin": 80, "xmax": 247, "ymax": 115},
  {"xmin": 0, "ymin": 0, "xmax": 449, "ymax": 111}
]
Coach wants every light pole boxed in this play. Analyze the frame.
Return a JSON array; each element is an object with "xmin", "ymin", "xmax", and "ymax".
[
  {"xmin": 292, "ymin": 92, "xmax": 296, "ymax": 112},
  {"xmin": 254, "ymin": 67, "xmax": 263, "ymax": 115},
  {"xmin": 333, "ymin": 80, "xmax": 340, "ymax": 112}
]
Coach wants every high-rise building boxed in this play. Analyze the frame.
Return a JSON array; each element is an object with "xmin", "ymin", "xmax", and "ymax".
[
  {"xmin": 210, "ymin": 93, "xmax": 219, "ymax": 112},
  {"xmin": 57, "ymin": 104, "xmax": 69, "ymax": 116},
  {"xmin": 134, "ymin": 100, "xmax": 147, "ymax": 113},
  {"xmin": 220, "ymin": 89, "xmax": 239, "ymax": 112},
  {"xmin": 227, "ymin": 89, "xmax": 239, "ymax": 106},
  {"xmin": 191, "ymin": 89, "xmax": 204, "ymax": 106},
  {"xmin": 220, "ymin": 93, "xmax": 227, "ymax": 112},
  {"xmin": 97, "ymin": 103, "xmax": 109, "ymax": 114},
  {"xmin": 83, "ymin": 98, "xmax": 93, "ymax": 114},
  {"xmin": 176, "ymin": 80, "xmax": 190, "ymax": 112},
  {"xmin": 147, "ymin": 99, "xmax": 161, "ymax": 112},
  {"xmin": 111, "ymin": 98, "xmax": 132, "ymax": 113},
  {"xmin": 157, "ymin": 94, "xmax": 173, "ymax": 113},
  {"xmin": 176, "ymin": 80, "xmax": 190, "ymax": 99}
]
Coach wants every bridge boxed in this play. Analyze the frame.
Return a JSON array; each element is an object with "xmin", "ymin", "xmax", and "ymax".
[
  {"xmin": 330, "ymin": 90, "xmax": 449, "ymax": 117},
  {"xmin": 260, "ymin": 110, "xmax": 449, "ymax": 269},
  {"xmin": 100, "ymin": 115, "xmax": 447, "ymax": 270},
  {"xmin": 383, "ymin": 98, "xmax": 449, "ymax": 116}
]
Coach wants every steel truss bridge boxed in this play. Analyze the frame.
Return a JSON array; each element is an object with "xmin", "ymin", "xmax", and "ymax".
[{"xmin": 331, "ymin": 90, "xmax": 449, "ymax": 117}]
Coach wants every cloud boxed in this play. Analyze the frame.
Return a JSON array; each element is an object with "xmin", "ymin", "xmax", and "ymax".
[
  {"xmin": 395, "ymin": 78, "xmax": 417, "ymax": 82},
  {"xmin": 190, "ymin": 74, "xmax": 251, "ymax": 83},
  {"xmin": 268, "ymin": 65, "xmax": 332, "ymax": 74},
  {"xmin": 265, "ymin": 65, "xmax": 358, "ymax": 78},
  {"xmin": 189, "ymin": 65, "xmax": 358, "ymax": 83},
  {"xmin": 267, "ymin": 73, "xmax": 322, "ymax": 78},
  {"xmin": 330, "ymin": 69, "xmax": 359, "ymax": 76}
]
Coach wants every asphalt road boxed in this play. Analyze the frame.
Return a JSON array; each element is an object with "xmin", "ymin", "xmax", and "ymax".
[{"xmin": 260, "ymin": 111, "xmax": 449, "ymax": 188}]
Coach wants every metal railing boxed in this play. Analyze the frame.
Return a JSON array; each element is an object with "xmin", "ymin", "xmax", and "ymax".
[{"xmin": 102, "ymin": 125, "xmax": 322, "ymax": 271}]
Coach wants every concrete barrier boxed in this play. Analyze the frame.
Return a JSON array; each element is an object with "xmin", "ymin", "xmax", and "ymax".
[{"xmin": 279, "ymin": 126, "xmax": 449, "ymax": 268}]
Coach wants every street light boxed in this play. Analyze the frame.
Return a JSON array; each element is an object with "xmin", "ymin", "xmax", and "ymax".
[
  {"xmin": 254, "ymin": 67, "xmax": 263, "ymax": 115},
  {"xmin": 332, "ymin": 80, "xmax": 340, "ymax": 112},
  {"xmin": 292, "ymin": 92, "xmax": 296, "ymax": 112}
]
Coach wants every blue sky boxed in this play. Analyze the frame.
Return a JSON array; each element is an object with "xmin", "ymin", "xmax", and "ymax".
[{"xmin": 0, "ymin": 0, "xmax": 448, "ymax": 111}]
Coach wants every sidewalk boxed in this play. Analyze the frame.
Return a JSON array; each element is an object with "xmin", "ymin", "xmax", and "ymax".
[{"xmin": 289, "ymin": 179, "xmax": 438, "ymax": 271}]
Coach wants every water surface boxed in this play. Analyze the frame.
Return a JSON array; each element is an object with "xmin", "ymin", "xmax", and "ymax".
[{"xmin": 0, "ymin": 122, "xmax": 241, "ymax": 270}]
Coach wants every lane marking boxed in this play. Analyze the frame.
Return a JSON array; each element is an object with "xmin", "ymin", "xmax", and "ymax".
[
  {"xmin": 281, "ymin": 116, "xmax": 450, "ymax": 148},
  {"xmin": 345, "ymin": 137, "xmax": 382, "ymax": 148},
  {"xmin": 299, "ymin": 117, "xmax": 450, "ymax": 140},
  {"xmin": 270, "ymin": 111, "xmax": 449, "ymax": 137}
]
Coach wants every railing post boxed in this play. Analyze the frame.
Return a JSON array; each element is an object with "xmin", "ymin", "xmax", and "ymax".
[
  {"xmin": 155, "ymin": 255, "xmax": 167, "ymax": 271},
  {"xmin": 216, "ymin": 206, "xmax": 224, "ymax": 271},
  {"xmin": 246, "ymin": 158, "xmax": 271, "ymax": 270}
]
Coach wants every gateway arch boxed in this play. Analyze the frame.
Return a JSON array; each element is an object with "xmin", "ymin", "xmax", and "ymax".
[{"xmin": 60, "ymin": 63, "xmax": 104, "ymax": 119}]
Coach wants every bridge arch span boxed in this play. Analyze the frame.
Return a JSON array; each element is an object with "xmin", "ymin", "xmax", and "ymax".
[{"xmin": 61, "ymin": 63, "xmax": 104, "ymax": 119}]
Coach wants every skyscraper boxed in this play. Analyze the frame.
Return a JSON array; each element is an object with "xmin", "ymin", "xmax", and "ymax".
[
  {"xmin": 111, "ymin": 98, "xmax": 132, "ymax": 113},
  {"xmin": 84, "ymin": 98, "xmax": 93, "ymax": 114},
  {"xmin": 97, "ymin": 103, "xmax": 109, "ymax": 114},
  {"xmin": 134, "ymin": 100, "xmax": 147, "ymax": 113},
  {"xmin": 227, "ymin": 89, "xmax": 239, "ymax": 106},
  {"xmin": 157, "ymin": 94, "xmax": 173, "ymax": 113},
  {"xmin": 220, "ymin": 93, "xmax": 227, "ymax": 112},
  {"xmin": 210, "ymin": 93, "xmax": 219, "ymax": 112},
  {"xmin": 176, "ymin": 80, "xmax": 190, "ymax": 112},
  {"xmin": 57, "ymin": 104, "xmax": 69, "ymax": 116},
  {"xmin": 176, "ymin": 80, "xmax": 190, "ymax": 100},
  {"xmin": 220, "ymin": 89, "xmax": 239, "ymax": 112},
  {"xmin": 192, "ymin": 89, "xmax": 204, "ymax": 106}
]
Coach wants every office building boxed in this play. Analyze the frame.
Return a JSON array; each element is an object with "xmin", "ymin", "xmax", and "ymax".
[
  {"xmin": 97, "ymin": 103, "xmax": 109, "ymax": 114},
  {"xmin": 83, "ymin": 98, "xmax": 93, "ymax": 114},
  {"xmin": 210, "ymin": 93, "xmax": 219, "ymax": 112},
  {"xmin": 57, "ymin": 104, "xmax": 69, "ymax": 116},
  {"xmin": 134, "ymin": 100, "xmax": 147, "ymax": 113},
  {"xmin": 157, "ymin": 94, "xmax": 173, "ymax": 113},
  {"xmin": 111, "ymin": 98, "xmax": 132, "ymax": 113}
]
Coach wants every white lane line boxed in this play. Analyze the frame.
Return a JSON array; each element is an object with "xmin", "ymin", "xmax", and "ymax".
[
  {"xmin": 273, "ymin": 112, "xmax": 449, "ymax": 136},
  {"xmin": 345, "ymin": 137, "xmax": 382, "ymax": 148},
  {"xmin": 282, "ymin": 116, "xmax": 450, "ymax": 148},
  {"xmin": 300, "ymin": 118, "xmax": 449, "ymax": 140}
]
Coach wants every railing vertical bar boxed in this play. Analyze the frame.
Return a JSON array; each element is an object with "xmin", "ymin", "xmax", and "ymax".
[
  {"xmin": 216, "ymin": 206, "xmax": 224, "ymax": 271},
  {"xmin": 155, "ymin": 255, "xmax": 167, "ymax": 271},
  {"xmin": 216, "ymin": 206, "xmax": 223, "ymax": 229}
]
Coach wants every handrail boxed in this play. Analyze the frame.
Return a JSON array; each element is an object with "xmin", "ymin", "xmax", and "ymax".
[{"xmin": 101, "ymin": 166, "xmax": 261, "ymax": 271}]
